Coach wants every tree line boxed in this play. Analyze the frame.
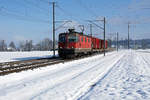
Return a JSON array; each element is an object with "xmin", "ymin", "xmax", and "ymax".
[
  {"xmin": 0, "ymin": 38, "xmax": 57, "ymax": 52},
  {"xmin": 110, "ymin": 39, "xmax": 150, "ymax": 49},
  {"xmin": 0, "ymin": 38, "xmax": 149, "ymax": 52}
]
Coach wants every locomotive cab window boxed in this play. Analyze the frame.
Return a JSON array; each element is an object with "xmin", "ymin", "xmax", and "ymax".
[
  {"xmin": 68, "ymin": 35, "xmax": 79, "ymax": 42},
  {"xmin": 59, "ymin": 34, "xmax": 66, "ymax": 43}
]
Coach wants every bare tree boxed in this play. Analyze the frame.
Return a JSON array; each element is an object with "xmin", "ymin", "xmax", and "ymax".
[
  {"xmin": 8, "ymin": 41, "xmax": 16, "ymax": 51},
  {"xmin": 24, "ymin": 40, "xmax": 33, "ymax": 51},
  {"xmin": 0, "ymin": 40, "xmax": 7, "ymax": 51},
  {"xmin": 34, "ymin": 42, "xmax": 42, "ymax": 51},
  {"xmin": 141, "ymin": 39, "xmax": 147, "ymax": 49},
  {"xmin": 18, "ymin": 41, "xmax": 25, "ymax": 51},
  {"xmin": 17, "ymin": 38, "xmax": 53, "ymax": 51},
  {"xmin": 42, "ymin": 38, "xmax": 52, "ymax": 51}
]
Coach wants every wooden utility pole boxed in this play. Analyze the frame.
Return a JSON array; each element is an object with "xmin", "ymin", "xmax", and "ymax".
[
  {"xmin": 117, "ymin": 32, "xmax": 119, "ymax": 51},
  {"xmin": 104, "ymin": 17, "xmax": 106, "ymax": 56},
  {"xmin": 128, "ymin": 22, "xmax": 130, "ymax": 49},
  {"xmin": 52, "ymin": 2, "xmax": 56, "ymax": 57}
]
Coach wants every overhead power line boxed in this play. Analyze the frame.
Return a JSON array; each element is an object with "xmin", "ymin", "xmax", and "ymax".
[
  {"xmin": 86, "ymin": 20, "xmax": 104, "ymax": 30},
  {"xmin": 39, "ymin": 0, "xmax": 49, "ymax": 4},
  {"xmin": 55, "ymin": 21, "xmax": 72, "ymax": 31},
  {"xmin": 56, "ymin": 5, "xmax": 83, "ymax": 22},
  {"xmin": 0, "ymin": 7, "xmax": 49, "ymax": 23},
  {"xmin": 75, "ymin": 0, "xmax": 98, "ymax": 18},
  {"xmin": 56, "ymin": 5, "xmax": 73, "ymax": 18},
  {"xmin": 10, "ymin": 0, "xmax": 49, "ymax": 16},
  {"xmin": 23, "ymin": 0, "xmax": 48, "ymax": 12},
  {"xmin": 141, "ymin": 7, "xmax": 150, "ymax": 9}
]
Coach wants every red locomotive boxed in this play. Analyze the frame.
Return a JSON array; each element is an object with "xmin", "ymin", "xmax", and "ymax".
[{"xmin": 58, "ymin": 29, "xmax": 108, "ymax": 58}]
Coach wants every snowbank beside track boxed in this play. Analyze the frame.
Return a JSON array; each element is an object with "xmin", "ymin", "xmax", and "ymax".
[
  {"xmin": 0, "ymin": 51, "xmax": 58, "ymax": 63},
  {"xmin": 1, "ymin": 50, "xmax": 149, "ymax": 100},
  {"xmin": 80, "ymin": 50, "xmax": 150, "ymax": 100},
  {"xmin": 0, "ymin": 51, "xmax": 124, "ymax": 100}
]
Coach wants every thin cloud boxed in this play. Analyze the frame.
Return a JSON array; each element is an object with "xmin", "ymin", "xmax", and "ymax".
[
  {"xmin": 128, "ymin": 0, "xmax": 150, "ymax": 11},
  {"xmin": 108, "ymin": 16, "xmax": 128, "ymax": 25}
]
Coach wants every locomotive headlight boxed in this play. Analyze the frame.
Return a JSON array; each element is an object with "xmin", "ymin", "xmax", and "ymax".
[{"xmin": 71, "ymin": 46, "xmax": 74, "ymax": 48}]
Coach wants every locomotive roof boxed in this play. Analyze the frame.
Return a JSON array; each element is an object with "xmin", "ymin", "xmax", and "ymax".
[
  {"xmin": 59, "ymin": 32, "xmax": 92, "ymax": 38},
  {"xmin": 59, "ymin": 32, "xmax": 103, "ymax": 40},
  {"xmin": 59, "ymin": 29, "xmax": 103, "ymax": 40}
]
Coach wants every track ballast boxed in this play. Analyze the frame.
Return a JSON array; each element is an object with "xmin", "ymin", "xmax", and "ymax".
[
  {"xmin": 0, "ymin": 57, "xmax": 65, "ymax": 76},
  {"xmin": 0, "ymin": 50, "xmax": 113, "ymax": 76}
]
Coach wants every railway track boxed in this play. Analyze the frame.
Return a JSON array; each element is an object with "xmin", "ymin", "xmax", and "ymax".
[
  {"xmin": 0, "ymin": 49, "xmax": 113, "ymax": 76},
  {"xmin": 0, "ymin": 57, "xmax": 65, "ymax": 76},
  {"xmin": 0, "ymin": 54, "xmax": 95, "ymax": 76}
]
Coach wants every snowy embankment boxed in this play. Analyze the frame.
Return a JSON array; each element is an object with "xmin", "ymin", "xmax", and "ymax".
[
  {"xmin": 0, "ymin": 51, "xmax": 58, "ymax": 63},
  {"xmin": 80, "ymin": 50, "xmax": 150, "ymax": 100},
  {"xmin": 136, "ymin": 49, "xmax": 150, "ymax": 53},
  {"xmin": 0, "ymin": 50, "xmax": 150, "ymax": 100},
  {"xmin": 0, "ymin": 51, "xmax": 124, "ymax": 100}
]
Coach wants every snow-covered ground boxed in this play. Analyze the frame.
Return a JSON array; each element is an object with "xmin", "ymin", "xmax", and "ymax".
[
  {"xmin": 0, "ymin": 51, "xmax": 58, "ymax": 63},
  {"xmin": 137, "ymin": 49, "xmax": 150, "ymax": 53},
  {"xmin": 0, "ymin": 50, "xmax": 150, "ymax": 100},
  {"xmin": 80, "ymin": 50, "xmax": 150, "ymax": 100}
]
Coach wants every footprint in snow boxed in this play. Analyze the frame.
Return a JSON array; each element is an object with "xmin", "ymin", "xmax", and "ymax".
[
  {"xmin": 126, "ymin": 92, "xmax": 132, "ymax": 95},
  {"xmin": 109, "ymin": 93, "xmax": 115, "ymax": 95},
  {"xmin": 136, "ymin": 89, "xmax": 147, "ymax": 99},
  {"xmin": 104, "ymin": 88, "xmax": 107, "ymax": 91},
  {"xmin": 146, "ymin": 87, "xmax": 150, "ymax": 93},
  {"xmin": 106, "ymin": 84, "xmax": 110, "ymax": 87}
]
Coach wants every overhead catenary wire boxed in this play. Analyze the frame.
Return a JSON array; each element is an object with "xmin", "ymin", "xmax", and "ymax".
[
  {"xmin": 55, "ymin": 21, "xmax": 72, "ymax": 31},
  {"xmin": 75, "ymin": 0, "xmax": 98, "ymax": 18},
  {"xmin": 0, "ymin": 7, "xmax": 50, "ymax": 23},
  {"xmin": 55, "ymin": 5, "xmax": 87, "ymax": 32},
  {"xmin": 87, "ymin": 20, "xmax": 104, "ymax": 30},
  {"xmin": 50, "ymin": 2, "xmax": 101, "ymax": 33},
  {"xmin": 39, "ymin": 0, "xmax": 49, "ymax": 4},
  {"xmin": 23, "ymin": 0, "xmax": 48, "ymax": 12},
  {"xmin": 11, "ymin": 0, "xmax": 49, "ymax": 16},
  {"xmin": 56, "ymin": 5, "xmax": 84, "ymax": 22},
  {"xmin": 48, "ymin": 2, "xmax": 81, "ymax": 32}
]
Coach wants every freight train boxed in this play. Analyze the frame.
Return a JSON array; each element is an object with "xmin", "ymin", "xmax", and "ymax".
[{"xmin": 58, "ymin": 29, "xmax": 108, "ymax": 58}]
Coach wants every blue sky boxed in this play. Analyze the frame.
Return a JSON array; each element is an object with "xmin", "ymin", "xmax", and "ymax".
[{"xmin": 0, "ymin": 0, "xmax": 150, "ymax": 44}]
